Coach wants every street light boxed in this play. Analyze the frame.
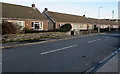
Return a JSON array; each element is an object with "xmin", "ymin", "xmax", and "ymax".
[{"xmin": 98, "ymin": 6, "xmax": 103, "ymax": 34}]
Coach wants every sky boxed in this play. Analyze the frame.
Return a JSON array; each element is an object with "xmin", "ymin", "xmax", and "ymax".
[{"xmin": 0, "ymin": 0, "xmax": 120, "ymax": 19}]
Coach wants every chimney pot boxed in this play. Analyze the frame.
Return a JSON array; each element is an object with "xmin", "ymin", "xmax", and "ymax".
[
  {"xmin": 32, "ymin": 4, "xmax": 35, "ymax": 7},
  {"xmin": 45, "ymin": 8, "xmax": 48, "ymax": 11},
  {"xmin": 83, "ymin": 15, "xmax": 85, "ymax": 17}
]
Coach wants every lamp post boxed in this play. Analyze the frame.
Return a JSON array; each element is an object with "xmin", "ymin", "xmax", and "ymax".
[{"xmin": 98, "ymin": 7, "xmax": 103, "ymax": 34}]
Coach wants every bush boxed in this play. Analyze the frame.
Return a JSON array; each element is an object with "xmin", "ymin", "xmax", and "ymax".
[
  {"xmin": 58, "ymin": 24, "xmax": 72, "ymax": 32},
  {"xmin": 24, "ymin": 29, "xmax": 41, "ymax": 33},
  {"xmin": 2, "ymin": 22, "xmax": 21, "ymax": 35},
  {"xmin": 24, "ymin": 28, "xmax": 48, "ymax": 33}
]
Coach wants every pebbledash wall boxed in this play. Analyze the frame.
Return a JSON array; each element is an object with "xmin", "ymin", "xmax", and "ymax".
[{"xmin": 2, "ymin": 32, "xmax": 68, "ymax": 42}]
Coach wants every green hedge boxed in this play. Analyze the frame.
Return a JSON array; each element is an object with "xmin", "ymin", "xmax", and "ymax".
[{"xmin": 24, "ymin": 29, "xmax": 48, "ymax": 33}]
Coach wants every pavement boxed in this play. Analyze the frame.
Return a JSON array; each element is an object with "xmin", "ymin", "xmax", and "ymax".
[
  {"xmin": 87, "ymin": 48, "xmax": 120, "ymax": 73},
  {"xmin": 1, "ymin": 31, "xmax": 120, "ymax": 73},
  {"xmin": 97, "ymin": 53, "xmax": 119, "ymax": 72}
]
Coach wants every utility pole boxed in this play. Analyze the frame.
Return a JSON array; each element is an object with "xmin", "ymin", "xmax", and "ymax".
[
  {"xmin": 112, "ymin": 10, "xmax": 114, "ymax": 19},
  {"xmin": 98, "ymin": 7, "xmax": 103, "ymax": 34},
  {"xmin": 109, "ymin": 10, "xmax": 114, "ymax": 31}
]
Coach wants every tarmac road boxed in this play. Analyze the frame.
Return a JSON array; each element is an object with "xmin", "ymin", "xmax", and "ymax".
[{"xmin": 2, "ymin": 31, "xmax": 120, "ymax": 72}]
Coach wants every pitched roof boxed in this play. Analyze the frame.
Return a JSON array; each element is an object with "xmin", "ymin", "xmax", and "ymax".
[
  {"xmin": 46, "ymin": 11, "xmax": 118, "ymax": 25},
  {"xmin": 87, "ymin": 18, "xmax": 118, "ymax": 25},
  {"xmin": 46, "ymin": 11, "xmax": 93, "ymax": 24},
  {"xmin": 100, "ymin": 19, "xmax": 118, "ymax": 25},
  {"xmin": 1, "ymin": 2, "xmax": 47, "ymax": 20}
]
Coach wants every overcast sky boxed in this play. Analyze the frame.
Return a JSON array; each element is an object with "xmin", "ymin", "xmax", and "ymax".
[{"xmin": 1, "ymin": 0, "xmax": 120, "ymax": 19}]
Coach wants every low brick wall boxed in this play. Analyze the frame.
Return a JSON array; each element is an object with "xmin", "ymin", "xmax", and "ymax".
[{"xmin": 2, "ymin": 32, "xmax": 68, "ymax": 42}]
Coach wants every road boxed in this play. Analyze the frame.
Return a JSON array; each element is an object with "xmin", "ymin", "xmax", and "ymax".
[{"xmin": 2, "ymin": 31, "xmax": 120, "ymax": 72}]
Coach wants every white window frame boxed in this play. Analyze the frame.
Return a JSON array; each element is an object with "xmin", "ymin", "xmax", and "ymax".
[
  {"xmin": 59, "ymin": 24, "xmax": 64, "ymax": 27},
  {"xmin": 31, "ymin": 22, "xmax": 43, "ymax": 30}
]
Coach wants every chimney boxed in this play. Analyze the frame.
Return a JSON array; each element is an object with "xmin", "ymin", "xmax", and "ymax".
[
  {"xmin": 32, "ymin": 4, "xmax": 36, "ymax": 9},
  {"xmin": 83, "ymin": 15, "xmax": 85, "ymax": 17},
  {"xmin": 32, "ymin": 4, "xmax": 35, "ymax": 7},
  {"xmin": 45, "ymin": 8, "xmax": 48, "ymax": 11}
]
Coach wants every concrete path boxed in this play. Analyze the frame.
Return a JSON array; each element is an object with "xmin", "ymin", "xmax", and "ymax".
[{"xmin": 97, "ymin": 53, "xmax": 119, "ymax": 72}]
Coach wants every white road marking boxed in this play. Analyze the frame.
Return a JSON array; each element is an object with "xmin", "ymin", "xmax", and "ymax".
[
  {"xmin": 88, "ymin": 40, "xmax": 96, "ymax": 43},
  {"xmin": 105, "ymin": 37, "xmax": 109, "ymax": 38},
  {"xmin": 88, "ymin": 41, "xmax": 94, "ymax": 43},
  {"xmin": 88, "ymin": 39, "xmax": 101, "ymax": 43},
  {"xmin": 40, "ymin": 45, "xmax": 77, "ymax": 55},
  {"xmin": 97, "ymin": 39, "xmax": 101, "ymax": 40}
]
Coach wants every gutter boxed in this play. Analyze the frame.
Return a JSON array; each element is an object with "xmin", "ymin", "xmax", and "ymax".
[{"xmin": 1, "ymin": 17, "xmax": 48, "ymax": 21}]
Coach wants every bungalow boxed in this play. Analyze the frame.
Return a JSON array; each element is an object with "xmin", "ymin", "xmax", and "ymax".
[
  {"xmin": 0, "ymin": 2, "xmax": 48, "ymax": 31},
  {"xmin": 88, "ymin": 18, "xmax": 119, "ymax": 31},
  {"xmin": 43, "ymin": 8, "xmax": 94, "ymax": 35}
]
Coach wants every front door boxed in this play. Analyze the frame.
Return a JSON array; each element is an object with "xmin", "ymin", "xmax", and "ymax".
[{"xmin": 71, "ymin": 31, "xmax": 74, "ymax": 35}]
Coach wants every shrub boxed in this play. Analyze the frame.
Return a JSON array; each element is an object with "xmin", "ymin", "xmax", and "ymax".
[
  {"xmin": 24, "ymin": 28, "xmax": 48, "ymax": 33},
  {"xmin": 58, "ymin": 24, "xmax": 72, "ymax": 32},
  {"xmin": 2, "ymin": 22, "xmax": 21, "ymax": 35},
  {"xmin": 24, "ymin": 29, "xmax": 40, "ymax": 33}
]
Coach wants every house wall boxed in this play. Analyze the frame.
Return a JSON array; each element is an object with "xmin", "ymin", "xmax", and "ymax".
[
  {"xmin": 79, "ymin": 23, "xmax": 94, "ymax": 30},
  {"xmin": 6, "ymin": 19, "xmax": 48, "ymax": 31},
  {"xmin": 48, "ymin": 20, "xmax": 54, "ymax": 30},
  {"xmin": 99, "ymin": 25, "xmax": 109, "ymax": 29},
  {"xmin": 112, "ymin": 25, "xmax": 119, "ymax": 28},
  {"xmin": 56, "ymin": 22, "xmax": 94, "ymax": 35},
  {"xmin": 25, "ymin": 20, "xmax": 31, "ymax": 29},
  {"xmin": 96, "ymin": 24, "xmax": 119, "ymax": 29},
  {"xmin": 56, "ymin": 22, "xmax": 94, "ymax": 30},
  {"xmin": 56, "ymin": 22, "xmax": 80, "ymax": 30}
]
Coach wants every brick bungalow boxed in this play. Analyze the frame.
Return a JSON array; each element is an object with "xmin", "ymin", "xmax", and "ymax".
[
  {"xmin": 43, "ymin": 8, "xmax": 94, "ymax": 35},
  {"xmin": 0, "ymin": 2, "xmax": 48, "ymax": 31}
]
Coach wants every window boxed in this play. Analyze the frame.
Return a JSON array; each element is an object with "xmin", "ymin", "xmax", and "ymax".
[
  {"xmin": 80, "ymin": 25, "xmax": 84, "ymax": 28},
  {"xmin": 31, "ymin": 22, "xmax": 43, "ymax": 30},
  {"xmin": 16, "ymin": 21, "xmax": 25, "ymax": 30},
  {"xmin": 88, "ymin": 25, "xmax": 93, "ymax": 29},
  {"xmin": 59, "ymin": 24, "xmax": 64, "ymax": 27}
]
